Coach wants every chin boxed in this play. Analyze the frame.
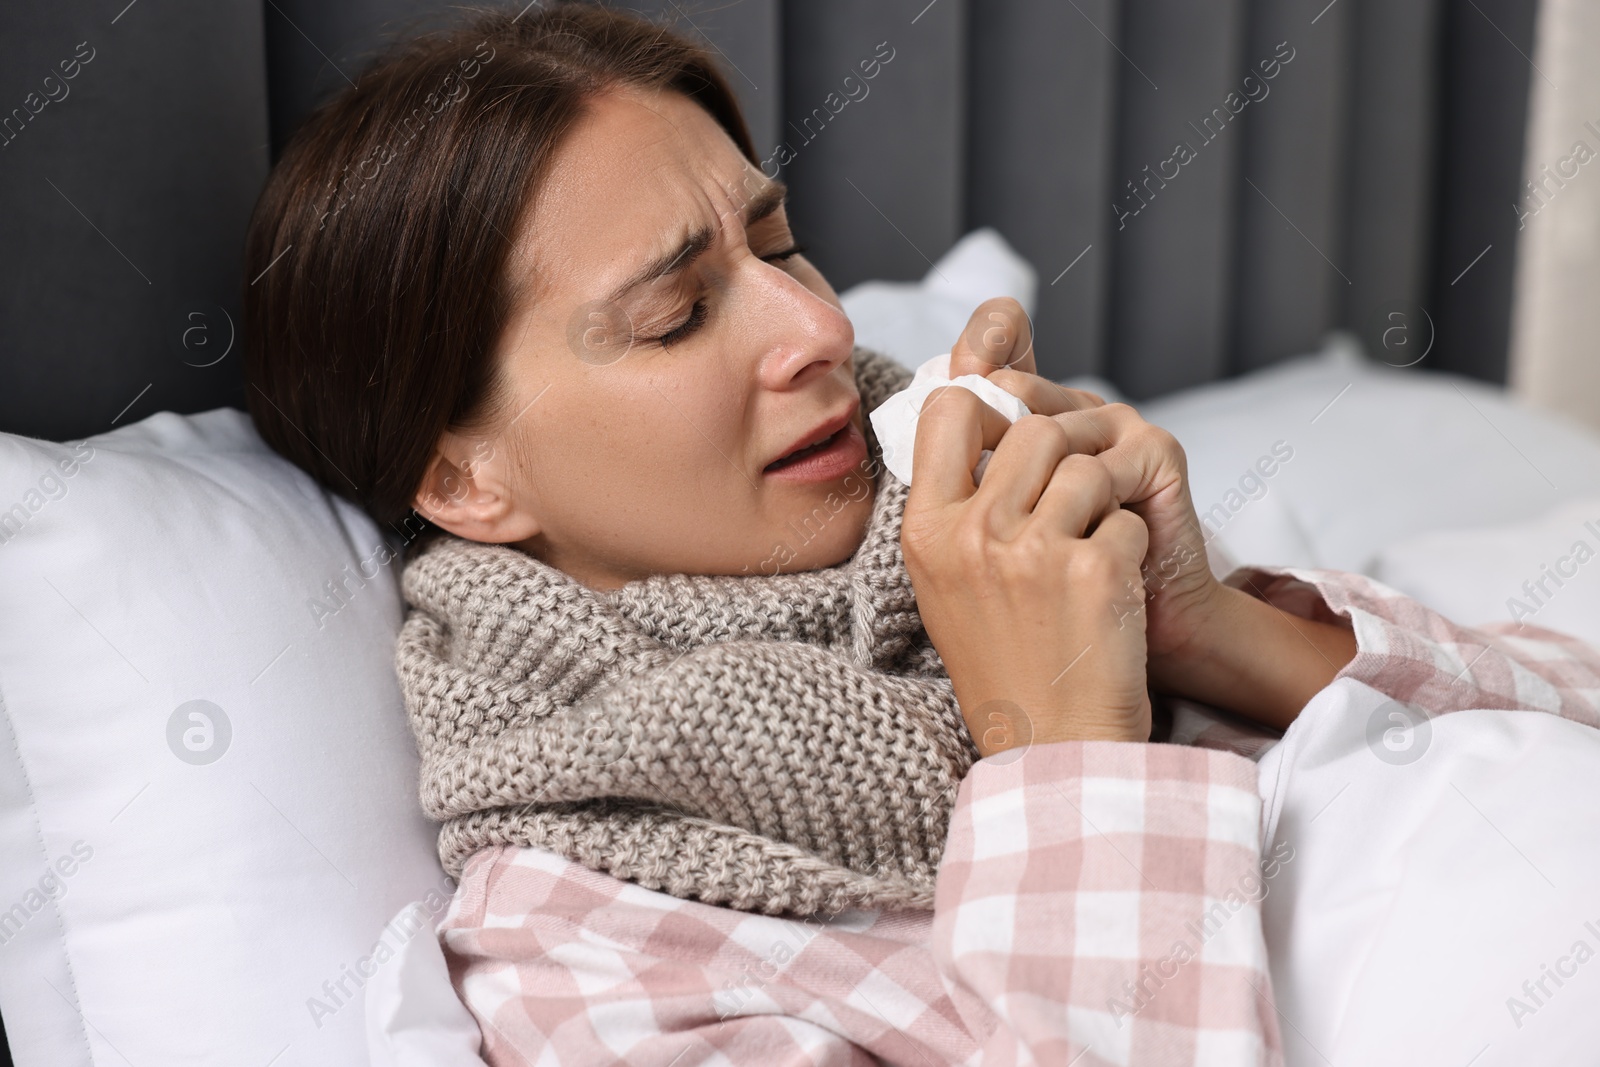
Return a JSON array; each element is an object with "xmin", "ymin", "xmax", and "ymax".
[{"xmin": 770, "ymin": 491, "xmax": 875, "ymax": 574}]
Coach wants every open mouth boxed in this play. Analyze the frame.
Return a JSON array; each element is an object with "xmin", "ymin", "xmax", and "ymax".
[
  {"xmin": 762, "ymin": 419, "xmax": 867, "ymax": 482},
  {"xmin": 765, "ymin": 427, "xmax": 844, "ymax": 471}
]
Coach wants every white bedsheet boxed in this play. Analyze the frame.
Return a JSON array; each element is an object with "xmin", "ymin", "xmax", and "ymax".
[{"xmin": 365, "ymin": 902, "xmax": 484, "ymax": 1067}]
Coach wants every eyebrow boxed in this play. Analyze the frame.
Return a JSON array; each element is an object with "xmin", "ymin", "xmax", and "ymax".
[{"xmin": 604, "ymin": 179, "xmax": 789, "ymax": 303}]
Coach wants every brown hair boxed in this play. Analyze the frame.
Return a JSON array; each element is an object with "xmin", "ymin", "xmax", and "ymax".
[{"xmin": 242, "ymin": 2, "xmax": 756, "ymax": 536}]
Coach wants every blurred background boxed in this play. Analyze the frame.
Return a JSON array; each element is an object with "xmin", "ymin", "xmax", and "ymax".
[{"xmin": 6, "ymin": 0, "xmax": 1600, "ymax": 443}]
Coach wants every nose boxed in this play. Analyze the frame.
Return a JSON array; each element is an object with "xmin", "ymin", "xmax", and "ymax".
[{"xmin": 747, "ymin": 263, "xmax": 856, "ymax": 392}]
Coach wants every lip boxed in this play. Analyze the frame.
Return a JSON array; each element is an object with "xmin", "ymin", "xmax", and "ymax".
[
  {"xmin": 765, "ymin": 398, "xmax": 859, "ymax": 469},
  {"xmin": 763, "ymin": 397, "xmax": 866, "ymax": 482}
]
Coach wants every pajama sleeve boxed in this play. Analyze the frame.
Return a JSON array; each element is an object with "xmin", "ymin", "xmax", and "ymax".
[
  {"xmin": 437, "ymin": 741, "xmax": 1283, "ymax": 1066},
  {"xmin": 1221, "ymin": 565, "xmax": 1600, "ymax": 727},
  {"xmin": 931, "ymin": 740, "xmax": 1283, "ymax": 1066},
  {"xmin": 1160, "ymin": 566, "xmax": 1600, "ymax": 761}
]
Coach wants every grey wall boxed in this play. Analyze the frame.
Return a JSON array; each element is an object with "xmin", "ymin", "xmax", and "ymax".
[{"xmin": 0, "ymin": 0, "xmax": 1537, "ymax": 435}]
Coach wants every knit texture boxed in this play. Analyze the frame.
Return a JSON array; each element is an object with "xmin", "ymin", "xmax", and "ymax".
[{"xmin": 396, "ymin": 347, "xmax": 977, "ymax": 917}]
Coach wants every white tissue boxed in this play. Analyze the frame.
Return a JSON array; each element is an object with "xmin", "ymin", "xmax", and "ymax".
[{"xmin": 869, "ymin": 352, "xmax": 1033, "ymax": 486}]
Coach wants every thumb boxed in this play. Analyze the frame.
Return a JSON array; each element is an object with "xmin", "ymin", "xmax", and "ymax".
[{"xmin": 949, "ymin": 296, "xmax": 1036, "ymax": 379}]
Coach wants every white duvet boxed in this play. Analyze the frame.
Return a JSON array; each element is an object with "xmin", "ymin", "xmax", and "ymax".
[
  {"xmin": 1258, "ymin": 678, "xmax": 1600, "ymax": 1067},
  {"xmin": 366, "ymin": 673, "xmax": 1600, "ymax": 1067}
]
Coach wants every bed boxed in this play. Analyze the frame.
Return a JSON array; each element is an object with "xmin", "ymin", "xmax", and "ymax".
[
  {"xmin": 2, "ymin": 230, "xmax": 1598, "ymax": 1066},
  {"xmin": 0, "ymin": 0, "xmax": 1584, "ymax": 1062}
]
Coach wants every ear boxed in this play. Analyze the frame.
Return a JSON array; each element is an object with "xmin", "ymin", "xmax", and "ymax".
[{"xmin": 412, "ymin": 428, "xmax": 542, "ymax": 544}]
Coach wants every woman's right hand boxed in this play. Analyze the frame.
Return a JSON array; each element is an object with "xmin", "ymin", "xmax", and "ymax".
[{"xmin": 900, "ymin": 360, "xmax": 1153, "ymax": 756}]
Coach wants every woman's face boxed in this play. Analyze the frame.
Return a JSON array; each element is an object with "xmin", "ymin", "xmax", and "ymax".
[{"xmin": 415, "ymin": 87, "xmax": 875, "ymax": 589}]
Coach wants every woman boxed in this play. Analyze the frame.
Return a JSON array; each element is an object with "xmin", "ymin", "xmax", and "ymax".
[{"xmin": 242, "ymin": 5, "xmax": 1599, "ymax": 1064}]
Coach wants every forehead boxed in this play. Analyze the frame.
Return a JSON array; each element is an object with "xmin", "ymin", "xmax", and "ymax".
[{"xmin": 514, "ymin": 87, "xmax": 758, "ymax": 303}]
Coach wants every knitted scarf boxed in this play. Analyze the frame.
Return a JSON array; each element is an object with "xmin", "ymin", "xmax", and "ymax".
[{"xmin": 396, "ymin": 347, "xmax": 977, "ymax": 918}]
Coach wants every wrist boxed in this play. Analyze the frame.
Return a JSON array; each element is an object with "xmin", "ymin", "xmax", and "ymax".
[
  {"xmin": 1030, "ymin": 718, "xmax": 1150, "ymax": 745},
  {"xmin": 1148, "ymin": 582, "xmax": 1357, "ymax": 730},
  {"xmin": 961, "ymin": 693, "xmax": 1151, "ymax": 755},
  {"xmin": 1147, "ymin": 582, "xmax": 1240, "ymax": 689}
]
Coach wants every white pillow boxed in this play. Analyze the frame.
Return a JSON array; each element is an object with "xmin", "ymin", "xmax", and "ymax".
[
  {"xmin": 839, "ymin": 226, "xmax": 1126, "ymax": 405},
  {"xmin": 1136, "ymin": 332, "xmax": 1600, "ymax": 574},
  {"xmin": 1369, "ymin": 495, "xmax": 1600, "ymax": 645},
  {"xmin": 0, "ymin": 410, "xmax": 454, "ymax": 1066},
  {"xmin": 841, "ymin": 227, "xmax": 1037, "ymax": 374}
]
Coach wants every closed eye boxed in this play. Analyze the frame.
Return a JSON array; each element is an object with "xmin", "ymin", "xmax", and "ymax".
[
  {"xmin": 655, "ymin": 299, "xmax": 708, "ymax": 348},
  {"xmin": 654, "ymin": 244, "xmax": 808, "ymax": 348},
  {"xmin": 763, "ymin": 243, "xmax": 807, "ymax": 263}
]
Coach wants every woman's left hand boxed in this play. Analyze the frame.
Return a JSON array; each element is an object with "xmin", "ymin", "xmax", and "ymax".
[{"xmin": 943, "ymin": 298, "xmax": 1224, "ymax": 663}]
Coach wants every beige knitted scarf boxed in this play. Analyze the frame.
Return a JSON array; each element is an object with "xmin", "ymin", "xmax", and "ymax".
[{"xmin": 396, "ymin": 347, "xmax": 978, "ymax": 918}]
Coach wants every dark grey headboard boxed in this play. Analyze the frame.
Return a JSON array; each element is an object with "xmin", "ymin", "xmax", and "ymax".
[{"xmin": 0, "ymin": 0, "xmax": 1537, "ymax": 440}]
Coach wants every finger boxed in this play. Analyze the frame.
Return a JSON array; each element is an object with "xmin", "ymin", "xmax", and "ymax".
[
  {"xmin": 1029, "ymin": 452, "xmax": 1115, "ymax": 538},
  {"xmin": 968, "ymin": 414, "xmax": 1071, "ymax": 522},
  {"xmin": 908, "ymin": 383, "xmax": 1017, "ymax": 507},
  {"xmin": 1045, "ymin": 402, "xmax": 1139, "ymax": 456},
  {"xmin": 1045, "ymin": 404, "xmax": 1160, "ymax": 505},
  {"xmin": 981, "ymin": 368, "xmax": 1108, "ymax": 418},
  {"xmin": 949, "ymin": 297, "xmax": 1036, "ymax": 378},
  {"xmin": 1089, "ymin": 506, "xmax": 1151, "ymax": 570}
]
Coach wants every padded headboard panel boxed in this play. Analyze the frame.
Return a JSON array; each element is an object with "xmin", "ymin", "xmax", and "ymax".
[{"xmin": 0, "ymin": 3, "xmax": 267, "ymax": 442}]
